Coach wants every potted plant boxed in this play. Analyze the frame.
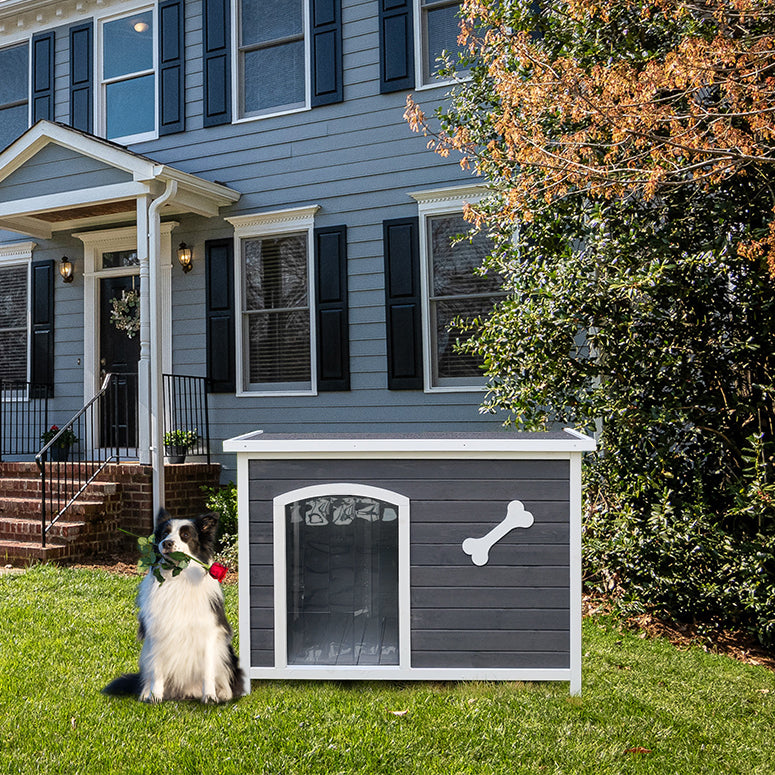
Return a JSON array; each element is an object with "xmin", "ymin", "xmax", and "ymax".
[
  {"xmin": 41, "ymin": 424, "xmax": 79, "ymax": 462},
  {"xmin": 163, "ymin": 429, "xmax": 199, "ymax": 463}
]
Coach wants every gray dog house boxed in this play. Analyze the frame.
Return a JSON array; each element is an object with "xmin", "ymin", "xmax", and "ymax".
[{"xmin": 224, "ymin": 431, "xmax": 596, "ymax": 694}]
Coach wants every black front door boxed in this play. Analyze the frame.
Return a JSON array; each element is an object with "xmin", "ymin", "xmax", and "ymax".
[{"xmin": 99, "ymin": 276, "xmax": 140, "ymax": 448}]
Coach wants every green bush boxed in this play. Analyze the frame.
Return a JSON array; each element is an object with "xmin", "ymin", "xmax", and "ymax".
[{"xmin": 202, "ymin": 481, "xmax": 238, "ymax": 554}]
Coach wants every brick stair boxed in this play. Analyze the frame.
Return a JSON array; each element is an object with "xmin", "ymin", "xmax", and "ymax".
[{"xmin": 0, "ymin": 462, "xmax": 122, "ymax": 566}]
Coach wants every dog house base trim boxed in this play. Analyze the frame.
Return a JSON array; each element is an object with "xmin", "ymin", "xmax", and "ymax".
[{"xmin": 226, "ymin": 431, "xmax": 595, "ymax": 696}]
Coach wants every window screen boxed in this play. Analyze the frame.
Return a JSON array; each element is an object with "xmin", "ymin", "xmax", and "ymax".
[
  {"xmin": 0, "ymin": 44, "xmax": 29, "ymax": 151},
  {"xmin": 285, "ymin": 494, "xmax": 400, "ymax": 666},
  {"xmin": 0, "ymin": 265, "xmax": 28, "ymax": 383}
]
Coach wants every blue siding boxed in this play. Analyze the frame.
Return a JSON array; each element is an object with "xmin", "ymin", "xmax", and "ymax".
[{"xmin": 0, "ymin": 0, "xmax": 501, "ymax": 479}]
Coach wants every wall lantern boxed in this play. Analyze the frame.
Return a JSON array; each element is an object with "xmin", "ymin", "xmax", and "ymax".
[
  {"xmin": 177, "ymin": 243, "xmax": 193, "ymax": 273},
  {"xmin": 59, "ymin": 256, "xmax": 74, "ymax": 283}
]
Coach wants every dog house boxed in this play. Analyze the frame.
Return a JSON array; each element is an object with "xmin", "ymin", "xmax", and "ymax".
[{"xmin": 224, "ymin": 431, "xmax": 596, "ymax": 695}]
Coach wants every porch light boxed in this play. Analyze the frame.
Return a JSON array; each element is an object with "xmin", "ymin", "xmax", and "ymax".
[
  {"xmin": 177, "ymin": 243, "xmax": 193, "ymax": 273},
  {"xmin": 59, "ymin": 256, "xmax": 74, "ymax": 283}
]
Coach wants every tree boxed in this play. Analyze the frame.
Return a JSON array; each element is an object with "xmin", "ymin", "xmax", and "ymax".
[{"xmin": 407, "ymin": 0, "xmax": 775, "ymax": 643}]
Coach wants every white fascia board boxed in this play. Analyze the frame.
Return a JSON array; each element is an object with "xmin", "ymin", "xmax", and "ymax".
[
  {"xmin": 223, "ymin": 431, "xmax": 597, "ymax": 455},
  {"xmin": 0, "ymin": 182, "xmax": 152, "ymax": 220},
  {"xmin": 408, "ymin": 183, "xmax": 491, "ymax": 215},
  {"xmin": 151, "ymin": 166, "xmax": 241, "ymax": 208},
  {"xmin": 0, "ymin": 217, "xmax": 52, "ymax": 239}
]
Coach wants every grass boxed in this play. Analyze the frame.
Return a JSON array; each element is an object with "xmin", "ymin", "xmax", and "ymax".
[{"xmin": 1, "ymin": 566, "xmax": 774, "ymax": 775}]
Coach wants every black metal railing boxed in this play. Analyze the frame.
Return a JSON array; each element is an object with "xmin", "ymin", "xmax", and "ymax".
[
  {"xmin": 0, "ymin": 381, "xmax": 50, "ymax": 460},
  {"xmin": 162, "ymin": 374, "xmax": 211, "ymax": 463},
  {"xmin": 35, "ymin": 373, "xmax": 138, "ymax": 546}
]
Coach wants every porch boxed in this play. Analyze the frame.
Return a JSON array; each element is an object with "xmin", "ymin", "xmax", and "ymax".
[{"xmin": 0, "ymin": 373, "xmax": 220, "ymax": 566}]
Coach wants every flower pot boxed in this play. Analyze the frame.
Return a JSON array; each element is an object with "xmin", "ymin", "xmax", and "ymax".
[
  {"xmin": 165, "ymin": 445, "xmax": 187, "ymax": 464},
  {"xmin": 50, "ymin": 445, "xmax": 71, "ymax": 462}
]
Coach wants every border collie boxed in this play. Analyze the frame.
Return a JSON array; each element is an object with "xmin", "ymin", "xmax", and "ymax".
[{"xmin": 103, "ymin": 510, "xmax": 244, "ymax": 704}]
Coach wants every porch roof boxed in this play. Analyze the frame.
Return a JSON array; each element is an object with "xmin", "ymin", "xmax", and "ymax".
[{"xmin": 0, "ymin": 121, "xmax": 240, "ymax": 238}]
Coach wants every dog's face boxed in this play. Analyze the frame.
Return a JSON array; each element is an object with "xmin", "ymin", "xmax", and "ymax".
[{"xmin": 154, "ymin": 511, "xmax": 219, "ymax": 565}]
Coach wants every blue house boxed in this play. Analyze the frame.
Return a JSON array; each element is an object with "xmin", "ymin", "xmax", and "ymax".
[{"xmin": 0, "ymin": 0, "xmax": 505, "ymax": 561}]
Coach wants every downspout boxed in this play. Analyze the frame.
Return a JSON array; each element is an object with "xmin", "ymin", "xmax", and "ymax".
[{"xmin": 147, "ymin": 179, "xmax": 178, "ymax": 524}]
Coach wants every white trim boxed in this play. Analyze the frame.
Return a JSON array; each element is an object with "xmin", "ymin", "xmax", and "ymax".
[
  {"xmin": 410, "ymin": 186, "xmax": 498, "ymax": 393},
  {"xmin": 231, "ymin": 0, "xmax": 312, "ymax": 122},
  {"xmin": 0, "ymin": 241, "xmax": 37, "ymax": 263},
  {"xmin": 96, "ymin": 5, "xmax": 158, "ymax": 145},
  {"xmin": 227, "ymin": 206, "xmax": 320, "ymax": 397},
  {"xmin": 272, "ymin": 484, "xmax": 411, "ymax": 673},
  {"xmin": 75, "ymin": 222, "xmax": 176, "ymax": 402},
  {"xmin": 569, "ymin": 452, "xmax": 583, "ymax": 696},
  {"xmin": 224, "ymin": 430, "xmax": 598, "ymax": 455},
  {"xmin": 236, "ymin": 452, "xmax": 253, "ymax": 694},
  {"xmin": 0, "ymin": 240, "xmax": 35, "ymax": 387},
  {"xmin": 413, "ymin": 0, "xmax": 471, "ymax": 89}
]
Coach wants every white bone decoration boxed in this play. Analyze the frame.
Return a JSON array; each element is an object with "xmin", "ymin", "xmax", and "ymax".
[{"xmin": 462, "ymin": 499, "xmax": 535, "ymax": 566}]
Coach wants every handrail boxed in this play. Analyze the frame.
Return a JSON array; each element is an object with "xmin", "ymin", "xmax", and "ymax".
[
  {"xmin": 35, "ymin": 373, "xmax": 136, "ymax": 547},
  {"xmin": 162, "ymin": 374, "xmax": 211, "ymax": 464}
]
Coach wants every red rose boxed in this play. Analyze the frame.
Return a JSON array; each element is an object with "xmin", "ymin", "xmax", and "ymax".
[{"xmin": 208, "ymin": 562, "xmax": 228, "ymax": 582}]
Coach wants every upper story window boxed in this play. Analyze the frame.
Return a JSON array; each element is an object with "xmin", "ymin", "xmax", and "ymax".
[
  {"xmin": 228, "ymin": 207, "xmax": 319, "ymax": 395},
  {"xmin": 418, "ymin": 0, "xmax": 466, "ymax": 85},
  {"xmin": 0, "ymin": 44, "xmax": 29, "ymax": 151},
  {"xmin": 237, "ymin": 0, "xmax": 308, "ymax": 119},
  {"xmin": 100, "ymin": 10, "xmax": 156, "ymax": 142}
]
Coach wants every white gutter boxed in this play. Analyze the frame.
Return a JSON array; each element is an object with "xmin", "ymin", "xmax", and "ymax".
[{"xmin": 147, "ymin": 180, "xmax": 178, "ymax": 523}]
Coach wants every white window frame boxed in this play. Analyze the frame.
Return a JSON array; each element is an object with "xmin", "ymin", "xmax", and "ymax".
[
  {"xmin": 232, "ymin": 0, "xmax": 312, "ymax": 123},
  {"xmin": 0, "ymin": 241, "xmax": 36, "ymax": 390},
  {"xmin": 411, "ymin": 184, "xmax": 499, "ymax": 393},
  {"xmin": 96, "ymin": 5, "xmax": 158, "ymax": 145},
  {"xmin": 413, "ymin": 0, "xmax": 467, "ymax": 90},
  {"xmin": 272, "ymin": 483, "xmax": 411, "ymax": 676},
  {"xmin": 227, "ymin": 205, "xmax": 320, "ymax": 397},
  {"xmin": 0, "ymin": 40, "xmax": 31, "ymax": 149}
]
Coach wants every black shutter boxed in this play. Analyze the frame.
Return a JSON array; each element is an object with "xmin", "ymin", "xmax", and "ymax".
[
  {"xmin": 69, "ymin": 22, "xmax": 93, "ymax": 133},
  {"xmin": 383, "ymin": 217, "xmax": 423, "ymax": 390},
  {"xmin": 203, "ymin": 0, "xmax": 232, "ymax": 127},
  {"xmin": 30, "ymin": 260, "xmax": 54, "ymax": 395},
  {"xmin": 159, "ymin": 0, "xmax": 185, "ymax": 135},
  {"xmin": 32, "ymin": 31, "xmax": 55, "ymax": 122},
  {"xmin": 310, "ymin": 0, "xmax": 343, "ymax": 106},
  {"xmin": 205, "ymin": 239, "xmax": 235, "ymax": 393},
  {"xmin": 379, "ymin": 0, "xmax": 415, "ymax": 93},
  {"xmin": 315, "ymin": 225, "xmax": 349, "ymax": 391}
]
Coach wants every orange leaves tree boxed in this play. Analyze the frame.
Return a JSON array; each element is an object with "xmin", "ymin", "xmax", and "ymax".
[{"xmin": 408, "ymin": 0, "xmax": 775, "ymax": 642}]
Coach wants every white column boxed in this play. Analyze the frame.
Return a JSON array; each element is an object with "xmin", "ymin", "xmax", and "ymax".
[{"xmin": 136, "ymin": 196, "xmax": 152, "ymax": 465}]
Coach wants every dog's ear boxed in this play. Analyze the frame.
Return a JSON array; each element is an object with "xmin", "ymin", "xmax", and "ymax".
[
  {"xmin": 197, "ymin": 511, "xmax": 220, "ymax": 537},
  {"xmin": 156, "ymin": 508, "xmax": 171, "ymax": 526}
]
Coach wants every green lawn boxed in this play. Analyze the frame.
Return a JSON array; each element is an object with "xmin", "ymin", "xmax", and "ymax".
[{"xmin": 1, "ymin": 565, "xmax": 774, "ymax": 775}]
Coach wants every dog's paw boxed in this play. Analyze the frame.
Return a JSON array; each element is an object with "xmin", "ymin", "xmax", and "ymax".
[
  {"xmin": 139, "ymin": 687, "xmax": 163, "ymax": 704},
  {"xmin": 201, "ymin": 693, "xmax": 220, "ymax": 705}
]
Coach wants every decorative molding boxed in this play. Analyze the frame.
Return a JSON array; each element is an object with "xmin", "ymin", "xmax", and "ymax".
[
  {"xmin": 226, "ymin": 205, "xmax": 320, "ymax": 238},
  {"xmin": 74, "ymin": 221, "xmax": 178, "ymax": 250},
  {"xmin": 408, "ymin": 183, "xmax": 489, "ymax": 212},
  {"xmin": 0, "ymin": 241, "xmax": 37, "ymax": 263}
]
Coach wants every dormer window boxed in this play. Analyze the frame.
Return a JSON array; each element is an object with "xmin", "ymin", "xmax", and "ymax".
[{"xmin": 100, "ymin": 9, "xmax": 157, "ymax": 143}]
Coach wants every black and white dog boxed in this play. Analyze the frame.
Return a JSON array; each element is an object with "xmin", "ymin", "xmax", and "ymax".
[{"xmin": 103, "ymin": 510, "xmax": 244, "ymax": 704}]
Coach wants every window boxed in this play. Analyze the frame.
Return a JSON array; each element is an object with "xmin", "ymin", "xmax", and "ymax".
[
  {"xmin": 0, "ymin": 244, "xmax": 33, "ymax": 385},
  {"xmin": 238, "ymin": 0, "xmax": 307, "ymax": 119},
  {"xmin": 418, "ymin": 0, "xmax": 466, "ymax": 85},
  {"xmin": 101, "ymin": 10, "xmax": 156, "ymax": 141},
  {"xmin": 0, "ymin": 44, "xmax": 29, "ymax": 151},
  {"xmin": 228, "ymin": 206, "xmax": 319, "ymax": 394},
  {"xmin": 412, "ymin": 187, "xmax": 503, "ymax": 390}
]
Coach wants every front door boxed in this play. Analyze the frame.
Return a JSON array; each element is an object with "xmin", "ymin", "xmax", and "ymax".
[{"xmin": 99, "ymin": 275, "xmax": 140, "ymax": 448}]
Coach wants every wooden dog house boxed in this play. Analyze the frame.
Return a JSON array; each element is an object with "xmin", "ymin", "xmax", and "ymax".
[{"xmin": 224, "ymin": 431, "xmax": 595, "ymax": 694}]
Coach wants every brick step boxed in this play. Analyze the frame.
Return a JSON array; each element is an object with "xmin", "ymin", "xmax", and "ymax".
[
  {"xmin": 0, "ymin": 495, "xmax": 112, "ymax": 520},
  {"xmin": 0, "ymin": 515, "xmax": 88, "ymax": 542},
  {"xmin": 0, "ymin": 477, "xmax": 118, "ymax": 499},
  {"xmin": 0, "ymin": 538, "xmax": 72, "ymax": 565}
]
